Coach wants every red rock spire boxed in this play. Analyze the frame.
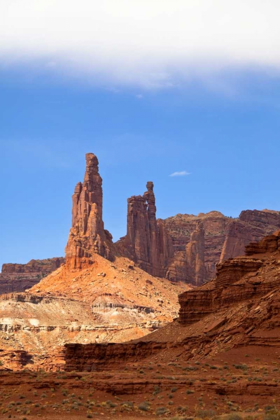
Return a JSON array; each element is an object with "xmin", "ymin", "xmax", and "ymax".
[
  {"xmin": 118, "ymin": 181, "xmax": 173, "ymax": 277},
  {"xmin": 65, "ymin": 153, "xmax": 113, "ymax": 269}
]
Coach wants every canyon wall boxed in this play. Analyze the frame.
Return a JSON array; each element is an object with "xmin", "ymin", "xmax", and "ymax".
[
  {"xmin": 64, "ymin": 230, "xmax": 280, "ymax": 372},
  {"xmin": 162, "ymin": 209, "xmax": 280, "ymax": 284},
  {"xmin": 178, "ymin": 229, "xmax": 280, "ymax": 325},
  {"xmin": 118, "ymin": 197, "xmax": 280, "ymax": 285},
  {"xmin": 0, "ymin": 258, "xmax": 64, "ymax": 295}
]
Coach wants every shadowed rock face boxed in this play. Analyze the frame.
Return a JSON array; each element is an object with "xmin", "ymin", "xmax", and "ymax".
[{"xmin": 65, "ymin": 153, "xmax": 114, "ymax": 269}]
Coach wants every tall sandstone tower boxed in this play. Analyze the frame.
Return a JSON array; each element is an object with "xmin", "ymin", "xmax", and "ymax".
[
  {"xmin": 116, "ymin": 182, "xmax": 174, "ymax": 277},
  {"xmin": 65, "ymin": 153, "xmax": 114, "ymax": 269}
]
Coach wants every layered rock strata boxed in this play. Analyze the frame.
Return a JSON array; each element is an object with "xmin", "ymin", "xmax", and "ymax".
[
  {"xmin": 65, "ymin": 153, "xmax": 114, "ymax": 269},
  {"xmin": 178, "ymin": 230, "xmax": 280, "ymax": 324},
  {"xmin": 64, "ymin": 231, "xmax": 280, "ymax": 373},
  {"xmin": 162, "ymin": 209, "xmax": 280, "ymax": 284},
  {"xmin": 0, "ymin": 253, "xmax": 188, "ymax": 369},
  {"xmin": 0, "ymin": 258, "xmax": 64, "ymax": 295}
]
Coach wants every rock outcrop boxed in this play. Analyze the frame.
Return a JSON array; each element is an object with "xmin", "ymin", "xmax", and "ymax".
[
  {"xmin": 3, "ymin": 154, "xmax": 280, "ymax": 291},
  {"xmin": 64, "ymin": 230, "xmax": 280, "ymax": 376},
  {"xmin": 118, "ymin": 201, "xmax": 280, "ymax": 285},
  {"xmin": 65, "ymin": 153, "xmax": 114, "ymax": 269},
  {"xmin": 185, "ymin": 222, "xmax": 206, "ymax": 285},
  {"xmin": 0, "ymin": 253, "xmax": 189, "ymax": 369},
  {"xmin": 162, "ymin": 209, "xmax": 280, "ymax": 284},
  {"xmin": 178, "ymin": 230, "xmax": 280, "ymax": 325},
  {"xmin": 0, "ymin": 258, "xmax": 64, "ymax": 295},
  {"xmin": 116, "ymin": 182, "xmax": 173, "ymax": 277}
]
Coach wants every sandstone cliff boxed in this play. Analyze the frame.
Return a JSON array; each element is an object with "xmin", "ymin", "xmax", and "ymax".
[
  {"xmin": 0, "ymin": 258, "xmax": 64, "ymax": 295},
  {"xmin": 162, "ymin": 209, "xmax": 280, "ymax": 284}
]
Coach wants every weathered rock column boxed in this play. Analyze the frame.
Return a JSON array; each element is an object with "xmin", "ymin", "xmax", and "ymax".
[
  {"xmin": 65, "ymin": 153, "xmax": 113, "ymax": 269},
  {"xmin": 118, "ymin": 182, "xmax": 173, "ymax": 277}
]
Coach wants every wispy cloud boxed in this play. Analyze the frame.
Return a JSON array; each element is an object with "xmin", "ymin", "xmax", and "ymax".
[
  {"xmin": 170, "ymin": 171, "xmax": 190, "ymax": 177},
  {"xmin": 1, "ymin": 1, "xmax": 280, "ymax": 89}
]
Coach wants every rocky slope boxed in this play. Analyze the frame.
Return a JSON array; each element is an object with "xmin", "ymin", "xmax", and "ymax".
[
  {"xmin": 0, "ymin": 154, "xmax": 189, "ymax": 367},
  {"xmin": 0, "ymin": 258, "xmax": 64, "ymax": 294},
  {"xmin": 0, "ymin": 254, "xmax": 188, "ymax": 369},
  {"xmin": 0, "ymin": 233, "xmax": 280, "ymax": 418},
  {"xmin": 64, "ymin": 229, "xmax": 280, "ymax": 373}
]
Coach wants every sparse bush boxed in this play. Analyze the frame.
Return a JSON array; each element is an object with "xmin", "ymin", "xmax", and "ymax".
[
  {"xmin": 138, "ymin": 401, "xmax": 150, "ymax": 411},
  {"xmin": 156, "ymin": 407, "xmax": 168, "ymax": 416}
]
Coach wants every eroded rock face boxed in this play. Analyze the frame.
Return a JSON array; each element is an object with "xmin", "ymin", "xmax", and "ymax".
[
  {"xmin": 116, "ymin": 182, "xmax": 173, "ymax": 277},
  {"xmin": 65, "ymin": 153, "xmax": 114, "ymax": 269},
  {"xmin": 65, "ymin": 231, "xmax": 280, "ymax": 374},
  {"xmin": 162, "ymin": 210, "xmax": 280, "ymax": 284},
  {"xmin": 185, "ymin": 222, "xmax": 206, "ymax": 286},
  {"xmin": 178, "ymin": 230, "xmax": 280, "ymax": 325},
  {"xmin": 0, "ymin": 258, "xmax": 64, "ymax": 295}
]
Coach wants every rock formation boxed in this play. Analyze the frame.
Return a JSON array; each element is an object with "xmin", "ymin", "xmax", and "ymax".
[
  {"xmin": 65, "ymin": 153, "xmax": 114, "ymax": 269},
  {"xmin": 64, "ymin": 230, "xmax": 280, "ymax": 377},
  {"xmin": 118, "ymin": 197, "xmax": 280, "ymax": 285},
  {"xmin": 162, "ymin": 209, "xmax": 280, "ymax": 284},
  {"xmin": 0, "ymin": 258, "xmax": 64, "ymax": 295},
  {"xmin": 116, "ymin": 182, "xmax": 173, "ymax": 277},
  {"xmin": 185, "ymin": 222, "xmax": 206, "ymax": 285},
  {"xmin": 2, "ymin": 154, "xmax": 280, "ymax": 291},
  {"xmin": 178, "ymin": 230, "xmax": 280, "ymax": 325},
  {"xmin": 0, "ymin": 254, "xmax": 188, "ymax": 368}
]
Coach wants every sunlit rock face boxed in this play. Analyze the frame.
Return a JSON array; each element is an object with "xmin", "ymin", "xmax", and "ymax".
[{"xmin": 65, "ymin": 153, "xmax": 114, "ymax": 269}]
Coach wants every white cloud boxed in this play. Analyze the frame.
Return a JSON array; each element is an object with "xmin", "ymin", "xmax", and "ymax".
[
  {"xmin": 0, "ymin": 0, "xmax": 280, "ymax": 88},
  {"xmin": 170, "ymin": 171, "xmax": 190, "ymax": 177}
]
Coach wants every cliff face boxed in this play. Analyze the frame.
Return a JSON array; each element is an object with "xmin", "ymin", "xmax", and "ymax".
[
  {"xmin": 65, "ymin": 153, "xmax": 114, "ymax": 269},
  {"xmin": 0, "ymin": 258, "xmax": 64, "ymax": 295},
  {"xmin": 162, "ymin": 209, "xmax": 280, "ymax": 284},
  {"xmin": 117, "ymin": 203, "xmax": 280, "ymax": 285},
  {"xmin": 178, "ymin": 230, "xmax": 280, "ymax": 325}
]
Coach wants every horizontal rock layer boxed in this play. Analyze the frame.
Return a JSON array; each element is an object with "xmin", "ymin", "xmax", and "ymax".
[{"xmin": 0, "ymin": 258, "xmax": 64, "ymax": 295}]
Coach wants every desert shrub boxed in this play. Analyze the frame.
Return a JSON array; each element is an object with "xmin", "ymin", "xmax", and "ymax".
[
  {"xmin": 196, "ymin": 409, "xmax": 216, "ymax": 418},
  {"xmin": 138, "ymin": 401, "xmax": 150, "ymax": 411},
  {"xmin": 156, "ymin": 407, "xmax": 168, "ymax": 416},
  {"xmin": 153, "ymin": 385, "xmax": 161, "ymax": 395}
]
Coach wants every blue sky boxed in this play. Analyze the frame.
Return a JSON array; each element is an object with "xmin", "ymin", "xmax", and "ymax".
[{"xmin": 1, "ymin": 1, "xmax": 280, "ymax": 268}]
